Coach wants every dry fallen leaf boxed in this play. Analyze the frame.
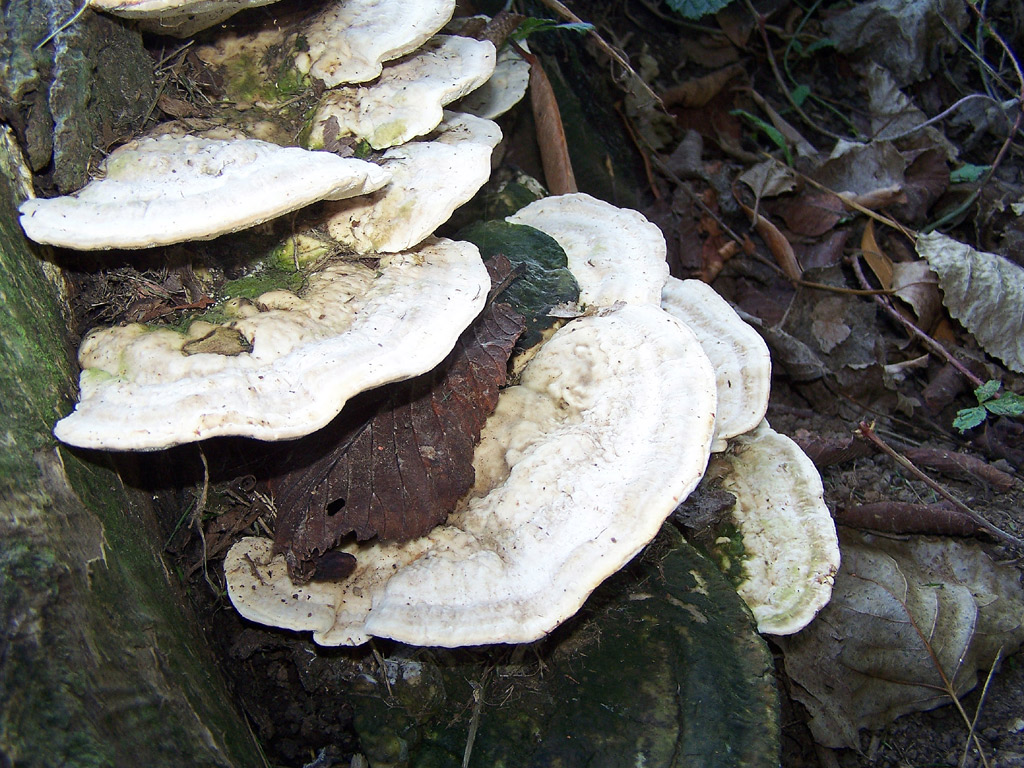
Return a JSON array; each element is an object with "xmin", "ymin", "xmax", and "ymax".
[
  {"xmin": 269, "ymin": 297, "xmax": 525, "ymax": 582},
  {"xmin": 520, "ymin": 46, "xmax": 577, "ymax": 195},
  {"xmin": 777, "ymin": 529, "xmax": 1024, "ymax": 750},
  {"xmin": 860, "ymin": 219, "xmax": 893, "ymax": 290},
  {"xmin": 916, "ymin": 231, "xmax": 1024, "ymax": 372}
]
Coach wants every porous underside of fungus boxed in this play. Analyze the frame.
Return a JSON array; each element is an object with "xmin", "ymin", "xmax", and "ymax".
[
  {"xmin": 506, "ymin": 193, "xmax": 670, "ymax": 307},
  {"xmin": 711, "ymin": 420, "xmax": 840, "ymax": 635},
  {"xmin": 224, "ymin": 303, "xmax": 718, "ymax": 647},
  {"xmin": 296, "ymin": 0, "xmax": 457, "ymax": 87},
  {"xmin": 18, "ymin": 134, "xmax": 391, "ymax": 249},
  {"xmin": 89, "ymin": 0, "xmax": 281, "ymax": 36},
  {"xmin": 306, "ymin": 35, "xmax": 496, "ymax": 151},
  {"xmin": 661, "ymin": 277, "xmax": 771, "ymax": 451},
  {"xmin": 323, "ymin": 111, "xmax": 501, "ymax": 254},
  {"xmin": 53, "ymin": 238, "xmax": 489, "ymax": 450}
]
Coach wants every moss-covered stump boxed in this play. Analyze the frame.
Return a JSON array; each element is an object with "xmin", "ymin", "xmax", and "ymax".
[
  {"xmin": 346, "ymin": 528, "xmax": 780, "ymax": 768},
  {"xmin": 0, "ymin": 133, "xmax": 263, "ymax": 767}
]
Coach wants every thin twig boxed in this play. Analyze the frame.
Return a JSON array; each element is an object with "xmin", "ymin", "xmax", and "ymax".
[
  {"xmin": 744, "ymin": 0, "xmax": 852, "ymax": 142},
  {"xmin": 35, "ymin": 1, "xmax": 88, "ymax": 50},
  {"xmin": 925, "ymin": 5, "xmax": 1024, "ymax": 233},
  {"xmin": 856, "ymin": 421, "xmax": 1024, "ymax": 548},
  {"xmin": 849, "ymin": 254, "xmax": 985, "ymax": 389},
  {"xmin": 534, "ymin": 0, "xmax": 665, "ymax": 111},
  {"xmin": 960, "ymin": 649, "xmax": 1001, "ymax": 768},
  {"xmin": 462, "ymin": 667, "xmax": 492, "ymax": 768}
]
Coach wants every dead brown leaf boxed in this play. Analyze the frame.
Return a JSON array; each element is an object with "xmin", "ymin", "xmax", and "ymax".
[
  {"xmin": 269, "ymin": 300, "xmax": 525, "ymax": 583},
  {"xmin": 860, "ymin": 219, "xmax": 893, "ymax": 290},
  {"xmin": 662, "ymin": 63, "xmax": 744, "ymax": 109},
  {"xmin": 521, "ymin": 47, "xmax": 577, "ymax": 195}
]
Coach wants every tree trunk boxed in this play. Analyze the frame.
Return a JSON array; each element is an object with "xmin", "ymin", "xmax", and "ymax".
[{"xmin": 0, "ymin": 127, "xmax": 264, "ymax": 766}]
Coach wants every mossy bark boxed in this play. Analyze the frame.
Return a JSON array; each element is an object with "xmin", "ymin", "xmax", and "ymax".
[{"xmin": 0, "ymin": 137, "xmax": 264, "ymax": 767}]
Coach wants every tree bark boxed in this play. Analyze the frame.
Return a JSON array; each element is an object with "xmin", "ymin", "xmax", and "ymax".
[{"xmin": 0, "ymin": 130, "xmax": 264, "ymax": 767}]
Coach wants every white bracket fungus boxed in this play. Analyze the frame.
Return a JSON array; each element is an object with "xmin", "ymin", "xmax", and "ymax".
[
  {"xmin": 454, "ymin": 41, "xmax": 531, "ymax": 120},
  {"xmin": 306, "ymin": 35, "xmax": 496, "ymax": 151},
  {"xmin": 711, "ymin": 420, "xmax": 840, "ymax": 635},
  {"xmin": 53, "ymin": 238, "xmax": 489, "ymax": 450},
  {"xmin": 224, "ymin": 303, "xmax": 718, "ymax": 647},
  {"xmin": 506, "ymin": 193, "xmax": 669, "ymax": 307},
  {"xmin": 18, "ymin": 134, "xmax": 391, "ymax": 250},
  {"xmin": 323, "ymin": 111, "xmax": 501, "ymax": 254},
  {"xmin": 89, "ymin": 0, "xmax": 281, "ymax": 36},
  {"xmin": 296, "ymin": 0, "xmax": 456, "ymax": 87},
  {"xmin": 662, "ymin": 277, "xmax": 771, "ymax": 451}
]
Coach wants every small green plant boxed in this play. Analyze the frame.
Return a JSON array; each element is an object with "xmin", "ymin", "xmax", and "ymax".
[
  {"xmin": 953, "ymin": 380, "xmax": 1024, "ymax": 432},
  {"xmin": 510, "ymin": 18, "xmax": 594, "ymax": 42},
  {"xmin": 731, "ymin": 109, "xmax": 794, "ymax": 165}
]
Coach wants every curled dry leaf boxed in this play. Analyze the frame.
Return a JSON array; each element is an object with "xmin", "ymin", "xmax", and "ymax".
[
  {"xmin": 860, "ymin": 219, "xmax": 893, "ymax": 290},
  {"xmin": 916, "ymin": 231, "xmax": 1024, "ymax": 372},
  {"xmin": 519, "ymin": 47, "xmax": 577, "ymax": 195},
  {"xmin": 735, "ymin": 195, "xmax": 802, "ymax": 281},
  {"xmin": 777, "ymin": 529, "xmax": 1024, "ymax": 750}
]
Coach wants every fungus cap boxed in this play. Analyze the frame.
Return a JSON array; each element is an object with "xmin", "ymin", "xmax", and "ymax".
[
  {"xmin": 296, "ymin": 0, "xmax": 456, "ymax": 87},
  {"xmin": 225, "ymin": 303, "xmax": 718, "ymax": 646},
  {"xmin": 89, "ymin": 0, "xmax": 280, "ymax": 36},
  {"xmin": 506, "ymin": 193, "xmax": 669, "ymax": 306},
  {"xmin": 18, "ymin": 134, "xmax": 390, "ymax": 250},
  {"xmin": 53, "ymin": 238, "xmax": 489, "ymax": 449},
  {"xmin": 324, "ymin": 111, "xmax": 501, "ymax": 254},
  {"xmin": 307, "ymin": 35, "xmax": 496, "ymax": 151},
  {"xmin": 712, "ymin": 420, "xmax": 840, "ymax": 634},
  {"xmin": 661, "ymin": 277, "xmax": 771, "ymax": 451},
  {"xmin": 454, "ymin": 41, "xmax": 530, "ymax": 119}
]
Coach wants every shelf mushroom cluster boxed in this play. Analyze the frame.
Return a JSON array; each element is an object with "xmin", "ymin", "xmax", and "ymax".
[{"xmin": 21, "ymin": 0, "xmax": 839, "ymax": 647}]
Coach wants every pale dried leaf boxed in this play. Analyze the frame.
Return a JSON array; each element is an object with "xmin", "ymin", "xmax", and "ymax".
[
  {"xmin": 777, "ymin": 530, "xmax": 1024, "ymax": 750},
  {"xmin": 916, "ymin": 231, "xmax": 1024, "ymax": 372},
  {"xmin": 891, "ymin": 260, "xmax": 941, "ymax": 329},
  {"xmin": 738, "ymin": 160, "xmax": 797, "ymax": 198}
]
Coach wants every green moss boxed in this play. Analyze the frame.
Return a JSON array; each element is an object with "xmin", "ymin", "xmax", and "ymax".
[
  {"xmin": 0, "ymin": 137, "xmax": 262, "ymax": 766},
  {"xmin": 709, "ymin": 522, "xmax": 749, "ymax": 586}
]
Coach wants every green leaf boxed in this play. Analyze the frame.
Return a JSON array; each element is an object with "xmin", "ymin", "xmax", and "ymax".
[
  {"xmin": 950, "ymin": 163, "xmax": 991, "ymax": 183},
  {"xmin": 974, "ymin": 379, "xmax": 1002, "ymax": 403},
  {"xmin": 790, "ymin": 84, "xmax": 811, "ymax": 107},
  {"xmin": 984, "ymin": 391, "xmax": 1024, "ymax": 417},
  {"xmin": 457, "ymin": 220, "xmax": 580, "ymax": 349},
  {"xmin": 510, "ymin": 17, "xmax": 594, "ymax": 41},
  {"xmin": 804, "ymin": 38, "xmax": 836, "ymax": 54},
  {"xmin": 731, "ymin": 109, "xmax": 794, "ymax": 166},
  {"xmin": 665, "ymin": 0, "xmax": 735, "ymax": 20},
  {"xmin": 953, "ymin": 406, "xmax": 988, "ymax": 432}
]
